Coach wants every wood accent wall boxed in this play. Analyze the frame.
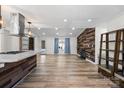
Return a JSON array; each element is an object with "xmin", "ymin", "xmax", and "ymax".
[{"xmin": 77, "ymin": 28, "xmax": 95, "ymax": 62}]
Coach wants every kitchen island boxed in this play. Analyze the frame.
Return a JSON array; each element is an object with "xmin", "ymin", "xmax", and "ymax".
[{"xmin": 0, "ymin": 51, "xmax": 39, "ymax": 88}]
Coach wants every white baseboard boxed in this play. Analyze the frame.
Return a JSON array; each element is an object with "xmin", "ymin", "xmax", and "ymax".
[
  {"xmin": 86, "ymin": 58, "xmax": 97, "ymax": 64},
  {"xmin": 76, "ymin": 54, "xmax": 97, "ymax": 64}
]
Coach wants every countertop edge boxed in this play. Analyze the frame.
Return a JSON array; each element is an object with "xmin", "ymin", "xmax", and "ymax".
[{"xmin": 0, "ymin": 51, "xmax": 40, "ymax": 63}]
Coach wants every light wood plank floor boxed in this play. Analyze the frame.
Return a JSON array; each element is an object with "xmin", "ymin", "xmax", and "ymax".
[{"xmin": 15, "ymin": 55, "xmax": 118, "ymax": 88}]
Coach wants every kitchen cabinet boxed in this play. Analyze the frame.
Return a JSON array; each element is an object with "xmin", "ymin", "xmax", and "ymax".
[{"xmin": 0, "ymin": 55, "xmax": 37, "ymax": 88}]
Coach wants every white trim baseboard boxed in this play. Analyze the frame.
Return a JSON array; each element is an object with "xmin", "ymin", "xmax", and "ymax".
[
  {"xmin": 76, "ymin": 54, "xmax": 97, "ymax": 65},
  {"xmin": 86, "ymin": 58, "xmax": 97, "ymax": 64}
]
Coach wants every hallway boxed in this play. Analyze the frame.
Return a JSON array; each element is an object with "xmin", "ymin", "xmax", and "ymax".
[{"xmin": 16, "ymin": 55, "xmax": 117, "ymax": 88}]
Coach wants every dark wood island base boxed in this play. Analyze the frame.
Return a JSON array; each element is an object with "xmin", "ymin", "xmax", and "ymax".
[{"xmin": 0, "ymin": 55, "xmax": 37, "ymax": 88}]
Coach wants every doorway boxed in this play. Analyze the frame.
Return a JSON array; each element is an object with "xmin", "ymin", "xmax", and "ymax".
[
  {"xmin": 58, "ymin": 39, "xmax": 65, "ymax": 54},
  {"xmin": 41, "ymin": 40, "xmax": 46, "ymax": 54},
  {"xmin": 54, "ymin": 38, "xmax": 70, "ymax": 54}
]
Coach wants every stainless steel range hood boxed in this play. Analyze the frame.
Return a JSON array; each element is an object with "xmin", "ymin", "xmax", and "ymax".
[{"xmin": 9, "ymin": 13, "xmax": 25, "ymax": 37}]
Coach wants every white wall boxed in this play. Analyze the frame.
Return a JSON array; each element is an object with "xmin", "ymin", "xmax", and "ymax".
[
  {"xmin": 40, "ymin": 37, "xmax": 56, "ymax": 54},
  {"xmin": 46, "ymin": 37, "xmax": 54, "ymax": 54},
  {"xmin": 95, "ymin": 27, "xmax": 107, "ymax": 64},
  {"xmin": 40, "ymin": 37, "xmax": 77, "ymax": 54},
  {"xmin": 101, "ymin": 14, "xmax": 124, "ymax": 31},
  {"xmin": 34, "ymin": 36, "xmax": 41, "ymax": 51},
  {"xmin": 70, "ymin": 37, "xmax": 77, "ymax": 54}
]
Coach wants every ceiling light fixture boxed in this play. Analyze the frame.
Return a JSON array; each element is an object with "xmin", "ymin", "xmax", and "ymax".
[
  {"xmin": 28, "ymin": 31, "xmax": 32, "ymax": 36},
  {"xmin": 64, "ymin": 19, "xmax": 68, "ymax": 22},
  {"xmin": 38, "ymin": 27, "xmax": 41, "ymax": 30},
  {"xmin": 0, "ymin": 16, "xmax": 3, "ymax": 28},
  {"xmin": 55, "ymin": 27, "xmax": 58, "ymax": 30},
  {"xmin": 72, "ymin": 27, "xmax": 75, "ymax": 30},
  {"xmin": 0, "ymin": 20, "xmax": 3, "ymax": 25},
  {"xmin": 28, "ymin": 22, "xmax": 32, "ymax": 37},
  {"xmin": 88, "ymin": 19, "xmax": 92, "ymax": 22},
  {"xmin": 69, "ymin": 33, "xmax": 72, "ymax": 35}
]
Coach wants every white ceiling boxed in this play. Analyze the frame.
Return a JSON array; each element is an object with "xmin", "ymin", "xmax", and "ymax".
[{"xmin": 10, "ymin": 5, "xmax": 124, "ymax": 37}]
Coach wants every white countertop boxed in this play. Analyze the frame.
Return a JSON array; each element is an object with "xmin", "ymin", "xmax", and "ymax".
[{"xmin": 0, "ymin": 51, "xmax": 39, "ymax": 63}]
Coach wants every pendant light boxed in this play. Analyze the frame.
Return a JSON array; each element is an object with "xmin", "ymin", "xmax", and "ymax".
[
  {"xmin": 27, "ymin": 21, "xmax": 32, "ymax": 37},
  {"xmin": 0, "ymin": 16, "xmax": 3, "ymax": 29}
]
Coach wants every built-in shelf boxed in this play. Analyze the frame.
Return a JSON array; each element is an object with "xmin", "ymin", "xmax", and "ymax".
[{"xmin": 98, "ymin": 29, "xmax": 124, "ymax": 87}]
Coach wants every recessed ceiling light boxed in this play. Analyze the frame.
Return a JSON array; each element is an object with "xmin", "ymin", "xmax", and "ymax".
[
  {"xmin": 42, "ymin": 32, "xmax": 46, "ymax": 35},
  {"xmin": 88, "ymin": 19, "xmax": 92, "ymax": 22},
  {"xmin": 55, "ymin": 27, "xmax": 58, "ymax": 30},
  {"xmin": 64, "ymin": 19, "xmax": 68, "ymax": 22},
  {"xmin": 69, "ymin": 33, "xmax": 72, "ymax": 35},
  {"xmin": 72, "ymin": 27, "xmax": 75, "ymax": 30},
  {"xmin": 56, "ymin": 32, "xmax": 59, "ymax": 35},
  {"xmin": 38, "ymin": 27, "xmax": 41, "ymax": 30}
]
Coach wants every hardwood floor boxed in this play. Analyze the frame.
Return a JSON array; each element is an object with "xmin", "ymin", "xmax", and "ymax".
[{"xmin": 15, "ymin": 55, "xmax": 118, "ymax": 88}]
